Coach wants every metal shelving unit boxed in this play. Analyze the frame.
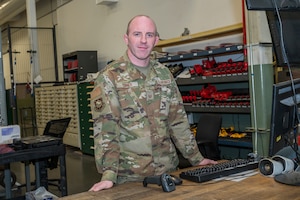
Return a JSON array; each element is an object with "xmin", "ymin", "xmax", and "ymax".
[
  {"xmin": 63, "ymin": 51, "xmax": 98, "ymax": 82},
  {"xmin": 157, "ymin": 25, "xmax": 253, "ymax": 157},
  {"xmin": 183, "ymin": 104, "xmax": 250, "ymax": 114},
  {"xmin": 176, "ymin": 73, "xmax": 248, "ymax": 85},
  {"xmin": 158, "ymin": 44, "xmax": 244, "ymax": 63}
]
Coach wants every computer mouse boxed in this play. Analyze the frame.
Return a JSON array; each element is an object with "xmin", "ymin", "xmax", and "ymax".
[{"xmin": 170, "ymin": 174, "xmax": 183, "ymax": 185}]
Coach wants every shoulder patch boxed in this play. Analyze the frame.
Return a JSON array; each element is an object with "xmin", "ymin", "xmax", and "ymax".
[
  {"xmin": 91, "ymin": 86, "xmax": 105, "ymax": 112},
  {"xmin": 94, "ymin": 98, "xmax": 105, "ymax": 112}
]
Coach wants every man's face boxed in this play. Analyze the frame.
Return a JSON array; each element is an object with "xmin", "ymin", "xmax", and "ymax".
[{"xmin": 124, "ymin": 16, "xmax": 159, "ymax": 66}]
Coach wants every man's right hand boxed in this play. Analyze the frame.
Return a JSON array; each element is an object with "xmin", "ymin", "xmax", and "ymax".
[{"xmin": 89, "ymin": 180, "xmax": 114, "ymax": 192}]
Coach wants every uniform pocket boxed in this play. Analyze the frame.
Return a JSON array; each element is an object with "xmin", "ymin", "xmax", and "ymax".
[{"xmin": 117, "ymin": 86, "xmax": 146, "ymax": 127}]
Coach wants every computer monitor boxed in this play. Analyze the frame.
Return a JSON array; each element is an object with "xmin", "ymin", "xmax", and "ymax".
[
  {"xmin": 269, "ymin": 78, "xmax": 300, "ymax": 156},
  {"xmin": 246, "ymin": 0, "xmax": 300, "ymax": 67},
  {"xmin": 246, "ymin": 0, "xmax": 300, "ymax": 11},
  {"xmin": 266, "ymin": 10, "xmax": 300, "ymax": 67},
  {"xmin": 43, "ymin": 117, "xmax": 71, "ymax": 138}
]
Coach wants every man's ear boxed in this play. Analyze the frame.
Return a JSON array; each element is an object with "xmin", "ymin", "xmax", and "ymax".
[
  {"xmin": 123, "ymin": 34, "xmax": 129, "ymax": 45},
  {"xmin": 154, "ymin": 35, "xmax": 159, "ymax": 46}
]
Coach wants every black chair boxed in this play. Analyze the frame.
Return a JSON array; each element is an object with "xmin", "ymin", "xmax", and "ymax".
[
  {"xmin": 195, "ymin": 113, "xmax": 222, "ymax": 160},
  {"xmin": 176, "ymin": 113, "xmax": 222, "ymax": 169}
]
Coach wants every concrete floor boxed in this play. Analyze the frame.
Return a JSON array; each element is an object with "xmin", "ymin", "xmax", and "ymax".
[{"xmin": 0, "ymin": 146, "xmax": 100, "ymax": 199}]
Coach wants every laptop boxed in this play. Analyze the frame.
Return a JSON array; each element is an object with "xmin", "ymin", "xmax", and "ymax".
[{"xmin": 18, "ymin": 117, "xmax": 71, "ymax": 149}]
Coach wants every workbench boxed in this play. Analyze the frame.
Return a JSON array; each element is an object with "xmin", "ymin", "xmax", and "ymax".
[{"xmin": 59, "ymin": 166, "xmax": 299, "ymax": 200}]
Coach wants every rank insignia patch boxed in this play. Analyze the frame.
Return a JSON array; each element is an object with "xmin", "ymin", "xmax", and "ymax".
[{"xmin": 94, "ymin": 98, "xmax": 104, "ymax": 112}]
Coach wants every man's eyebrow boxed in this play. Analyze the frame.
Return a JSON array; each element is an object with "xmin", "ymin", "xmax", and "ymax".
[{"xmin": 132, "ymin": 31, "xmax": 155, "ymax": 34}]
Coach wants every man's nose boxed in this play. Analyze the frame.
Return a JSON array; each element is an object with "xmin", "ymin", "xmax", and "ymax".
[{"xmin": 140, "ymin": 35, "xmax": 147, "ymax": 43}]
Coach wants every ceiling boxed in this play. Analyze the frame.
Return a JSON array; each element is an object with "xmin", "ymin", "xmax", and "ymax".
[
  {"xmin": 0, "ymin": 0, "xmax": 28, "ymax": 27},
  {"xmin": 0, "ymin": 0, "xmax": 71, "ymax": 28}
]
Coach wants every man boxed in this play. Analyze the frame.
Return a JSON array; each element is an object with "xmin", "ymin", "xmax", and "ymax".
[{"xmin": 89, "ymin": 15, "xmax": 217, "ymax": 192}]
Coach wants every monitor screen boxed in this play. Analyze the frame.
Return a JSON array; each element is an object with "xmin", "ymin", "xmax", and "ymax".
[
  {"xmin": 43, "ymin": 117, "xmax": 71, "ymax": 138},
  {"xmin": 246, "ymin": 0, "xmax": 300, "ymax": 67},
  {"xmin": 269, "ymin": 78, "xmax": 300, "ymax": 156},
  {"xmin": 246, "ymin": 0, "xmax": 300, "ymax": 11},
  {"xmin": 266, "ymin": 10, "xmax": 300, "ymax": 67}
]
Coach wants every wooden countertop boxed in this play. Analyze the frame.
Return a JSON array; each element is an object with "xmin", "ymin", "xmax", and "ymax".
[{"xmin": 59, "ymin": 167, "xmax": 300, "ymax": 200}]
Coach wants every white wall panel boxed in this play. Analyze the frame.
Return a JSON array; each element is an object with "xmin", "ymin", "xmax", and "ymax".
[
  {"xmin": 1, "ymin": 0, "xmax": 242, "ymax": 84},
  {"xmin": 56, "ymin": 0, "xmax": 242, "ymax": 71}
]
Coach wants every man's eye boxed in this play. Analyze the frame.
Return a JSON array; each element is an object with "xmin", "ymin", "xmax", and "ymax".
[
  {"xmin": 146, "ymin": 33, "xmax": 154, "ymax": 38},
  {"xmin": 133, "ymin": 32, "xmax": 141, "ymax": 37}
]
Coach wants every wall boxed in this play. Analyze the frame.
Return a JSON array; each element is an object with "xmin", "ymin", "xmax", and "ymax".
[
  {"xmin": 1, "ymin": 0, "xmax": 58, "ymax": 88},
  {"xmin": 2, "ymin": 0, "xmax": 243, "ymax": 83},
  {"xmin": 56, "ymin": 0, "xmax": 243, "ymax": 77}
]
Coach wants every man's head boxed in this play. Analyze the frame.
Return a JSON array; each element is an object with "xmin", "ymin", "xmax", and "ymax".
[{"xmin": 124, "ymin": 15, "xmax": 159, "ymax": 67}]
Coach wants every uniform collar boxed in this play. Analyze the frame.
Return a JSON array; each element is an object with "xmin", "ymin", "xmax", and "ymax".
[
  {"xmin": 122, "ymin": 52, "xmax": 157, "ymax": 68},
  {"xmin": 119, "ymin": 52, "xmax": 158, "ymax": 79}
]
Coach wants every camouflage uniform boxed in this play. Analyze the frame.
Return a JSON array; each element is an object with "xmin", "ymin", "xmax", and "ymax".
[{"xmin": 90, "ymin": 53, "xmax": 203, "ymax": 184}]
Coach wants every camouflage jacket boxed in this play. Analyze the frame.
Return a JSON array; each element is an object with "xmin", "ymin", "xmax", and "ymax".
[{"xmin": 90, "ymin": 53, "xmax": 203, "ymax": 184}]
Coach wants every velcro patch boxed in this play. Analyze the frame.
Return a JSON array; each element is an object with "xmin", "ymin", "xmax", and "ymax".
[{"xmin": 94, "ymin": 98, "xmax": 105, "ymax": 112}]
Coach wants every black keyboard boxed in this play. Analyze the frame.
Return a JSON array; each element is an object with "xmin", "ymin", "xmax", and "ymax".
[{"xmin": 179, "ymin": 159, "xmax": 258, "ymax": 183}]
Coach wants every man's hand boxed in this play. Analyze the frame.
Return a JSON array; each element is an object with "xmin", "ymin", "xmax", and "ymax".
[
  {"xmin": 198, "ymin": 158, "xmax": 218, "ymax": 166},
  {"xmin": 89, "ymin": 180, "xmax": 114, "ymax": 192}
]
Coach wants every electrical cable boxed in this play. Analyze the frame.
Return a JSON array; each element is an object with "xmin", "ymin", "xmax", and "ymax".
[{"xmin": 271, "ymin": 0, "xmax": 300, "ymax": 163}]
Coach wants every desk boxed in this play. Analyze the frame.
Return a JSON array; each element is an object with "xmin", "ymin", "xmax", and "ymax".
[
  {"xmin": 59, "ymin": 168, "xmax": 299, "ymax": 200},
  {"xmin": 0, "ymin": 143, "xmax": 67, "ymax": 199}
]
